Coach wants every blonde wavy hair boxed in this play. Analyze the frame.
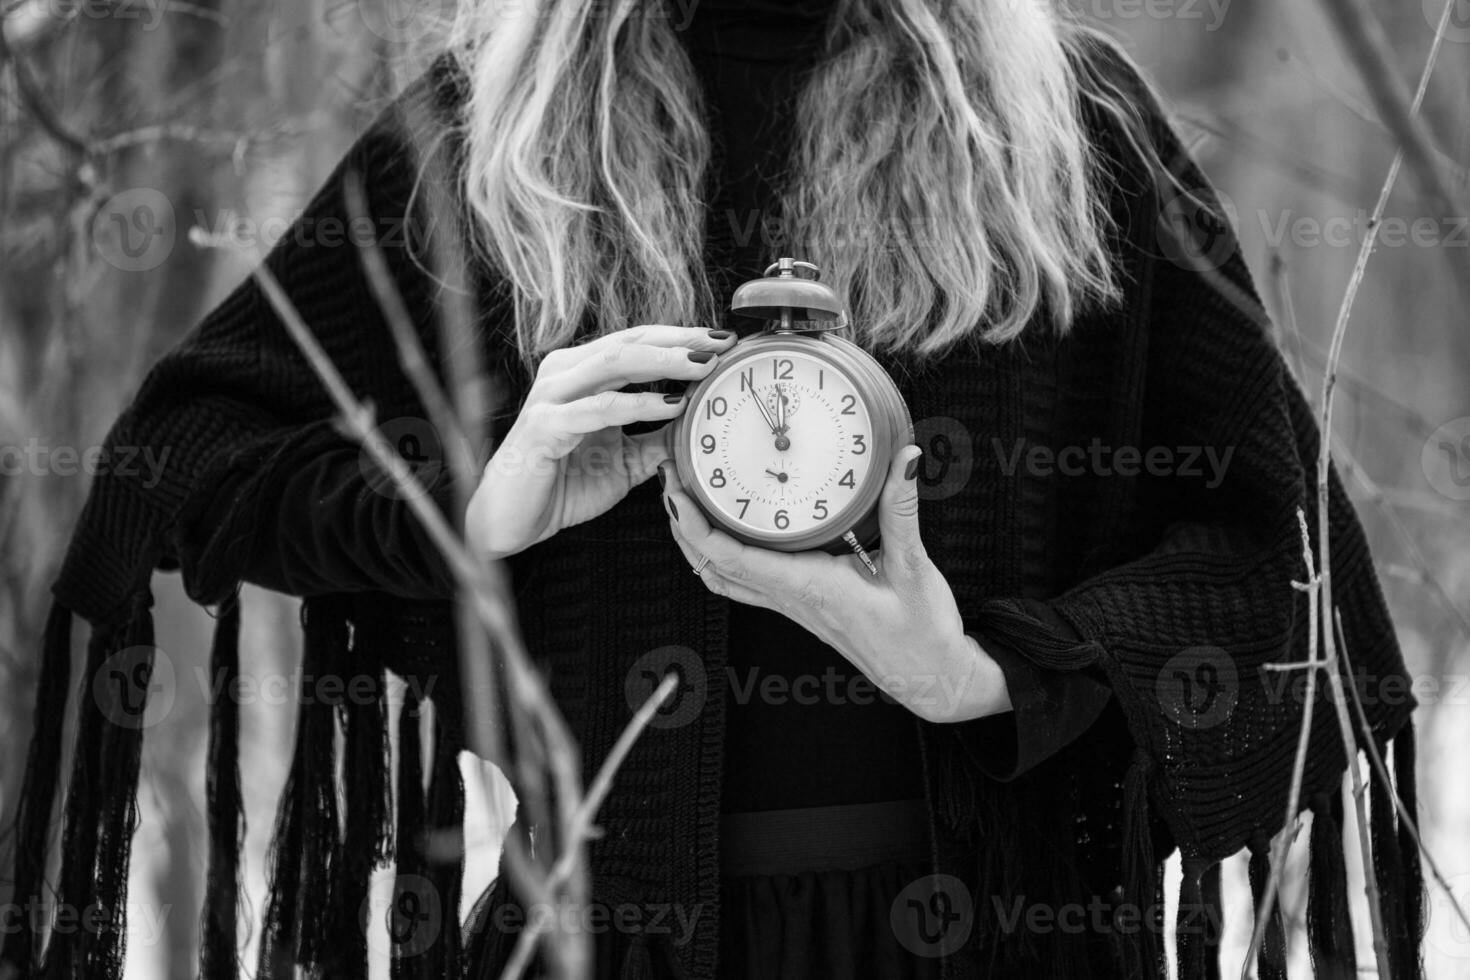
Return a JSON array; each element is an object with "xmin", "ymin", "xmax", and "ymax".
[{"xmin": 447, "ymin": 0, "xmax": 1150, "ymax": 369}]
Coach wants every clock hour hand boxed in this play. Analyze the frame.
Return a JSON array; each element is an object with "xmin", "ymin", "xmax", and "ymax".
[{"xmin": 750, "ymin": 388, "xmax": 792, "ymax": 450}]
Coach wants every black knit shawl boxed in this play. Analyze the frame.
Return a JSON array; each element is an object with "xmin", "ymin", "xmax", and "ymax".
[{"xmin": 3, "ymin": 47, "xmax": 1424, "ymax": 980}]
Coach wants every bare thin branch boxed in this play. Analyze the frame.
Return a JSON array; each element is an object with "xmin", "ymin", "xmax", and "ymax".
[
  {"xmin": 1318, "ymin": 0, "xmax": 1459, "ymax": 216},
  {"xmin": 1334, "ymin": 608, "xmax": 1470, "ymax": 936},
  {"xmin": 1242, "ymin": 509, "xmax": 1322, "ymax": 978},
  {"xmin": 500, "ymin": 673, "xmax": 681, "ymax": 980}
]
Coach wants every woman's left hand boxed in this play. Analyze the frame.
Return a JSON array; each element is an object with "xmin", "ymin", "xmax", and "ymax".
[{"xmin": 660, "ymin": 445, "xmax": 1012, "ymax": 723}]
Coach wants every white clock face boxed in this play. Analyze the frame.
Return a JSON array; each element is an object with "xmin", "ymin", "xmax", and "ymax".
[{"xmin": 688, "ymin": 349, "xmax": 876, "ymax": 537}]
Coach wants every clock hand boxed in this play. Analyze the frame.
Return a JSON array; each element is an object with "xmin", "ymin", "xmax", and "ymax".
[
  {"xmin": 750, "ymin": 387, "xmax": 780, "ymax": 434},
  {"xmin": 750, "ymin": 387, "xmax": 791, "ymax": 451},
  {"xmin": 764, "ymin": 468, "xmax": 789, "ymax": 484},
  {"xmin": 774, "ymin": 386, "xmax": 794, "ymax": 452}
]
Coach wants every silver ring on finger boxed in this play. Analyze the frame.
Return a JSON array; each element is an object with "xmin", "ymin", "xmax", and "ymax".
[{"xmin": 692, "ymin": 554, "xmax": 711, "ymax": 577}]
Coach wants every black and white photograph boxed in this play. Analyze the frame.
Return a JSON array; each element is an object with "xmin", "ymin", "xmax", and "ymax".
[{"xmin": 2, "ymin": 0, "xmax": 1468, "ymax": 977}]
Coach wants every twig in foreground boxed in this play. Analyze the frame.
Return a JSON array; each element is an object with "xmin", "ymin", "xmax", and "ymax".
[
  {"xmin": 1334, "ymin": 608, "xmax": 1470, "ymax": 936},
  {"xmin": 500, "ymin": 673, "xmax": 681, "ymax": 980}
]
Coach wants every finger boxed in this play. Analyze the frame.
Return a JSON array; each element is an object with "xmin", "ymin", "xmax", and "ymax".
[
  {"xmin": 877, "ymin": 445, "xmax": 926, "ymax": 577},
  {"xmin": 544, "ymin": 389, "xmax": 690, "ymax": 435},
  {"xmin": 660, "ymin": 462, "xmax": 843, "ymax": 606},
  {"xmin": 544, "ymin": 325, "xmax": 737, "ymax": 372},
  {"xmin": 540, "ymin": 340, "xmax": 730, "ymax": 403},
  {"xmin": 623, "ymin": 429, "xmax": 672, "ymax": 485},
  {"xmin": 666, "ymin": 514, "xmax": 777, "ymax": 609}
]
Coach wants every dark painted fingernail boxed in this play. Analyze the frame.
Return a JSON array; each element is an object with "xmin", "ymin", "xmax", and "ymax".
[
  {"xmin": 904, "ymin": 452, "xmax": 922, "ymax": 481},
  {"xmin": 688, "ymin": 350, "xmax": 715, "ymax": 364},
  {"xmin": 708, "ymin": 330, "xmax": 735, "ymax": 341},
  {"xmin": 657, "ymin": 466, "xmax": 667, "ymax": 489},
  {"xmin": 665, "ymin": 495, "xmax": 679, "ymax": 520},
  {"xmin": 663, "ymin": 392, "xmax": 684, "ymax": 403}
]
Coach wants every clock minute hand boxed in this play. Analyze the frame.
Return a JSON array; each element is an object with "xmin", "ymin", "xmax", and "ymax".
[{"xmin": 750, "ymin": 388, "xmax": 780, "ymax": 434}]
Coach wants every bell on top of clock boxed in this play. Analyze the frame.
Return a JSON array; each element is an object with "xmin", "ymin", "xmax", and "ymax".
[
  {"xmin": 669, "ymin": 257, "xmax": 914, "ymax": 573},
  {"xmin": 730, "ymin": 258, "xmax": 845, "ymax": 329}
]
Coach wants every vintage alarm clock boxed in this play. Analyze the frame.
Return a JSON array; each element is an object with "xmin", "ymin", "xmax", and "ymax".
[{"xmin": 669, "ymin": 257, "xmax": 913, "ymax": 574}]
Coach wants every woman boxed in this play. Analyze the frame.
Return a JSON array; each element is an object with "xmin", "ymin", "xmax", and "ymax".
[{"xmin": 4, "ymin": 1, "xmax": 1425, "ymax": 978}]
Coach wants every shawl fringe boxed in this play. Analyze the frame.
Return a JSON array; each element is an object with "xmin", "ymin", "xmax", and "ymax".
[
  {"xmin": 48, "ymin": 589, "xmax": 155, "ymax": 979},
  {"xmin": 425, "ymin": 703, "xmax": 467, "ymax": 977},
  {"xmin": 1, "ymin": 593, "xmax": 1428, "ymax": 980},
  {"xmin": 3, "ymin": 600, "xmax": 74, "ymax": 977},
  {"xmin": 1307, "ymin": 789, "xmax": 1356, "ymax": 979},
  {"xmin": 1394, "ymin": 726, "xmax": 1427, "ymax": 968},
  {"xmin": 1369, "ymin": 732, "xmax": 1422, "ymax": 980},
  {"xmin": 245, "ymin": 594, "xmax": 465, "ymax": 979},
  {"xmin": 1176, "ymin": 856, "xmax": 1221, "ymax": 980},
  {"xmin": 201, "ymin": 592, "xmax": 244, "ymax": 980},
  {"xmin": 255, "ymin": 596, "xmax": 346, "ymax": 976},
  {"xmin": 392, "ymin": 681, "xmax": 428, "ymax": 980},
  {"xmin": 1119, "ymin": 748, "xmax": 1162, "ymax": 980},
  {"xmin": 1245, "ymin": 833, "xmax": 1287, "ymax": 980}
]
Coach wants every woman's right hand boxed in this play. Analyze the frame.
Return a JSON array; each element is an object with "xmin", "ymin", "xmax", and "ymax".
[{"xmin": 464, "ymin": 324, "xmax": 736, "ymax": 561}]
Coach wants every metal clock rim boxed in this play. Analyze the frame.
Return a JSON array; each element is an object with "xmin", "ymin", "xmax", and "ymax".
[{"xmin": 669, "ymin": 333, "xmax": 912, "ymax": 554}]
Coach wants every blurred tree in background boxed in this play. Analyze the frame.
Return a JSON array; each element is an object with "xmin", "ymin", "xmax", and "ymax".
[{"xmin": 1, "ymin": 1, "xmax": 1467, "ymax": 977}]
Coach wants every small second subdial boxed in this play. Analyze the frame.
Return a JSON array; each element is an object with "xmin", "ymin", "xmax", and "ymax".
[{"xmin": 766, "ymin": 383, "xmax": 801, "ymax": 424}]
